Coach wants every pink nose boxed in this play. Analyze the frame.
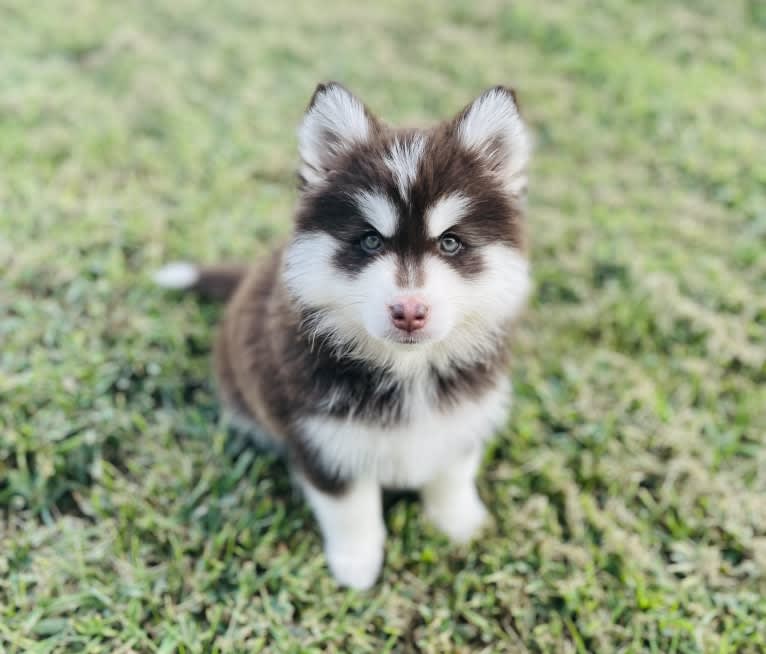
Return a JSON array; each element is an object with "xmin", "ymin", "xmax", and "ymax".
[{"xmin": 389, "ymin": 297, "xmax": 429, "ymax": 333}]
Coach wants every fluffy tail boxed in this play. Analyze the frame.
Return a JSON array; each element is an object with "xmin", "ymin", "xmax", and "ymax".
[{"xmin": 153, "ymin": 262, "xmax": 248, "ymax": 301}]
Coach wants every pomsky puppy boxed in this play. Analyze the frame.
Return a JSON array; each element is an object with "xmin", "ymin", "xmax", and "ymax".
[{"xmin": 155, "ymin": 82, "xmax": 532, "ymax": 589}]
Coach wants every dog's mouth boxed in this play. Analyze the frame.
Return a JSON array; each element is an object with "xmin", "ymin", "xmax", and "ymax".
[
  {"xmin": 393, "ymin": 335, "xmax": 422, "ymax": 346},
  {"xmin": 383, "ymin": 329, "xmax": 433, "ymax": 346}
]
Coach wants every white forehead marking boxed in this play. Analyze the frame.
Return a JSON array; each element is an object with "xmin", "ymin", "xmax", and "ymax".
[
  {"xmin": 354, "ymin": 190, "xmax": 399, "ymax": 238},
  {"xmin": 385, "ymin": 135, "xmax": 426, "ymax": 201},
  {"xmin": 426, "ymin": 193, "xmax": 471, "ymax": 238}
]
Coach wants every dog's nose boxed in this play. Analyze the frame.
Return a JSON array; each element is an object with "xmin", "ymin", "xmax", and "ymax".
[{"xmin": 389, "ymin": 298, "xmax": 429, "ymax": 333}]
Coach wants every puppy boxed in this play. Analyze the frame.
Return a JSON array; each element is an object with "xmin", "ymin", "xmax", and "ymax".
[{"xmin": 155, "ymin": 82, "xmax": 532, "ymax": 589}]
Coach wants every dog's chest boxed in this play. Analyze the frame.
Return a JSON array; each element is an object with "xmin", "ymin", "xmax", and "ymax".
[{"xmin": 299, "ymin": 376, "xmax": 511, "ymax": 487}]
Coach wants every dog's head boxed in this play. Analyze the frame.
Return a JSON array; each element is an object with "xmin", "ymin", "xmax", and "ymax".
[{"xmin": 284, "ymin": 82, "xmax": 532, "ymax": 370}]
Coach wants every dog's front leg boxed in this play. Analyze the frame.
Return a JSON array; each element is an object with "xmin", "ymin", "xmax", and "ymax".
[
  {"xmin": 421, "ymin": 448, "xmax": 489, "ymax": 544},
  {"xmin": 301, "ymin": 477, "xmax": 385, "ymax": 590}
]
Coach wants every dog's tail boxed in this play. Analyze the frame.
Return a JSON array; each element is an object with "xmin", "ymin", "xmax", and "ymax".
[{"xmin": 153, "ymin": 262, "xmax": 248, "ymax": 301}]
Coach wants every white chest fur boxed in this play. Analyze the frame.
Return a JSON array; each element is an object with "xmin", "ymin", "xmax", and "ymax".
[{"xmin": 298, "ymin": 376, "xmax": 512, "ymax": 488}]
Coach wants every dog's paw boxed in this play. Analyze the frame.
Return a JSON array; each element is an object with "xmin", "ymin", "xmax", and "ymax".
[
  {"xmin": 325, "ymin": 536, "xmax": 384, "ymax": 590},
  {"xmin": 425, "ymin": 489, "xmax": 489, "ymax": 544}
]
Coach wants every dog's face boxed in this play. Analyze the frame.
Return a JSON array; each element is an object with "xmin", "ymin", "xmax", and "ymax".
[{"xmin": 284, "ymin": 83, "xmax": 532, "ymax": 368}]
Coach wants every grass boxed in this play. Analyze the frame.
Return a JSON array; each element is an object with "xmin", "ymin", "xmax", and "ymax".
[{"xmin": 1, "ymin": 0, "xmax": 765, "ymax": 651}]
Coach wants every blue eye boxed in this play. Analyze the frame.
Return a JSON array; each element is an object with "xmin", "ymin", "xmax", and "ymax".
[
  {"xmin": 439, "ymin": 233, "xmax": 462, "ymax": 255},
  {"xmin": 360, "ymin": 232, "xmax": 383, "ymax": 254}
]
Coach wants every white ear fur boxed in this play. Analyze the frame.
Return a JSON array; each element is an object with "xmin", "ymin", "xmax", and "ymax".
[
  {"xmin": 298, "ymin": 82, "xmax": 373, "ymax": 187},
  {"xmin": 457, "ymin": 87, "xmax": 531, "ymax": 196}
]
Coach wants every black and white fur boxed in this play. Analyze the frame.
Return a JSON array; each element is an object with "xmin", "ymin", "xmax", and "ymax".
[{"xmin": 156, "ymin": 82, "xmax": 532, "ymax": 589}]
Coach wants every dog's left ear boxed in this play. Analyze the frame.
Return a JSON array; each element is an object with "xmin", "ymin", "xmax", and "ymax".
[
  {"xmin": 298, "ymin": 81, "xmax": 378, "ymax": 189},
  {"xmin": 454, "ymin": 86, "xmax": 531, "ymax": 196}
]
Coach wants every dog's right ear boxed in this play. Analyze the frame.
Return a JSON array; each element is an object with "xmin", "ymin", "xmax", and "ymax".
[{"xmin": 298, "ymin": 82, "xmax": 377, "ymax": 189}]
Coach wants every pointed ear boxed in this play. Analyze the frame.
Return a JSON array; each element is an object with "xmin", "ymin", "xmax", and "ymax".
[
  {"xmin": 298, "ymin": 82, "xmax": 377, "ymax": 188},
  {"xmin": 455, "ymin": 86, "xmax": 531, "ymax": 196}
]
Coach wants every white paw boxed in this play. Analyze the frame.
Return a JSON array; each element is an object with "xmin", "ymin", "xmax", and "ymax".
[
  {"xmin": 425, "ymin": 489, "xmax": 489, "ymax": 544},
  {"xmin": 325, "ymin": 536, "xmax": 384, "ymax": 590}
]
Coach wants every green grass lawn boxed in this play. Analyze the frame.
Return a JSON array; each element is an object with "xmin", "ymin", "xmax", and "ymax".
[{"xmin": 2, "ymin": 0, "xmax": 765, "ymax": 651}]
